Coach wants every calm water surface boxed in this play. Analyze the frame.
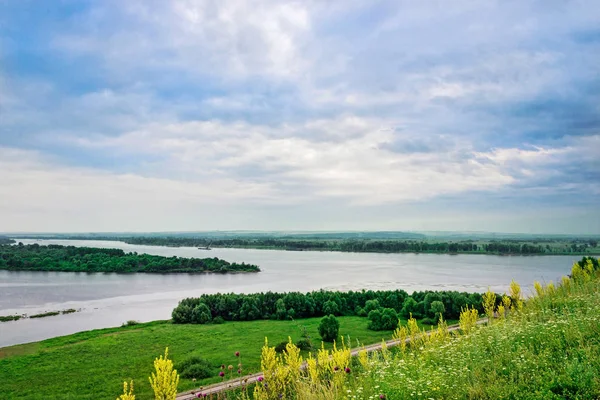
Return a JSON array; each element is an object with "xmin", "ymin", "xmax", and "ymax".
[{"xmin": 0, "ymin": 239, "xmax": 578, "ymax": 347}]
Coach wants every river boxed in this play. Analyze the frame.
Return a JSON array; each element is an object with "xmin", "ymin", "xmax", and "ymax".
[{"xmin": 0, "ymin": 239, "xmax": 578, "ymax": 347}]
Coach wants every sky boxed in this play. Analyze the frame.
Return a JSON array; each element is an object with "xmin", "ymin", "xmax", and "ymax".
[{"xmin": 0, "ymin": 0, "xmax": 599, "ymax": 234}]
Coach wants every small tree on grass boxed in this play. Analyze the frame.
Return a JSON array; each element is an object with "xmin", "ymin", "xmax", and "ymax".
[{"xmin": 318, "ymin": 314, "xmax": 339, "ymax": 342}]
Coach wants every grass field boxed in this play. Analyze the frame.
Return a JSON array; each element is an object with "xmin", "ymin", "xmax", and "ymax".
[{"xmin": 0, "ymin": 315, "xmax": 436, "ymax": 400}]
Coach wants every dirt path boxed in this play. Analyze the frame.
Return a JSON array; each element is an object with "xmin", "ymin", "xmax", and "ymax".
[{"xmin": 176, "ymin": 320, "xmax": 485, "ymax": 399}]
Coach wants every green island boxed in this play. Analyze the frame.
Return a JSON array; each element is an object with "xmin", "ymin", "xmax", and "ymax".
[{"xmin": 0, "ymin": 243, "xmax": 260, "ymax": 273}]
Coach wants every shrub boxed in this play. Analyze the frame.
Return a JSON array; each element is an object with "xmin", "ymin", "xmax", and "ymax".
[
  {"xmin": 190, "ymin": 303, "xmax": 212, "ymax": 324},
  {"xmin": 274, "ymin": 341, "xmax": 289, "ymax": 353},
  {"xmin": 181, "ymin": 364, "xmax": 212, "ymax": 380},
  {"xmin": 318, "ymin": 314, "xmax": 340, "ymax": 342},
  {"xmin": 368, "ymin": 308, "xmax": 398, "ymax": 330},
  {"xmin": 176, "ymin": 356, "xmax": 213, "ymax": 379},
  {"xmin": 355, "ymin": 306, "xmax": 367, "ymax": 317},
  {"xmin": 212, "ymin": 316, "xmax": 225, "ymax": 324},
  {"xmin": 400, "ymin": 297, "xmax": 418, "ymax": 318},
  {"xmin": 364, "ymin": 299, "xmax": 381, "ymax": 314},
  {"xmin": 122, "ymin": 320, "xmax": 140, "ymax": 327},
  {"xmin": 295, "ymin": 338, "xmax": 313, "ymax": 351},
  {"xmin": 171, "ymin": 304, "xmax": 193, "ymax": 324}
]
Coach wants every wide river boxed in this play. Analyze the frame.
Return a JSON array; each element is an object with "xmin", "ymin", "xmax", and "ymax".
[{"xmin": 0, "ymin": 239, "xmax": 579, "ymax": 347}]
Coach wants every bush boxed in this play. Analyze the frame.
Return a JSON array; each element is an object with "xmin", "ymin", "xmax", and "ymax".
[
  {"xmin": 421, "ymin": 317, "xmax": 437, "ymax": 325},
  {"xmin": 172, "ymin": 304, "xmax": 193, "ymax": 324},
  {"xmin": 400, "ymin": 297, "xmax": 418, "ymax": 318},
  {"xmin": 212, "ymin": 316, "xmax": 225, "ymax": 324},
  {"xmin": 364, "ymin": 299, "xmax": 381, "ymax": 314},
  {"xmin": 274, "ymin": 341, "xmax": 289, "ymax": 353},
  {"xmin": 191, "ymin": 303, "xmax": 212, "ymax": 324},
  {"xmin": 295, "ymin": 339, "xmax": 313, "ymax": 351},
  {"xmin": 318, "ymin": 314, "xmax": 340, "ymax": 342},
  {"xmin": 368, "ymin": 308, "xmax": 398, "ymax": 331},
  {"xmin": 355, "ymin": 306, "xmax": 367, "ymax": 317},
  {"xmin": 176, "ymin": 356, "xmax": 212, "ymax": 379},
  {"xmin": 122, "ymin": 320, "xmax": 140, "ymax": 327}
]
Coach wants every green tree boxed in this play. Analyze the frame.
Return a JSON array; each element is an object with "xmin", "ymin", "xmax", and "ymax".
[
  {"xmin": 430, "ymin": 301, "xmax": 445, "ymax": 321},
  {"xmin": 400, "ymin": 297, "xmax": 418, "ymax": 318},
  {"xmin": 318, "ymin": 314, "xmax": 339, "ymax": 342},
  {"xmin": 322, "ymin": 300, "xmax": 339, "ymax": 315}
]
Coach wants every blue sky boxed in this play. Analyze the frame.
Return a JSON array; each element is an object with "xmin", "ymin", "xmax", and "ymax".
[{"xmin": 0, "ymin": 0, "xmax": 599, "ymax": 233}]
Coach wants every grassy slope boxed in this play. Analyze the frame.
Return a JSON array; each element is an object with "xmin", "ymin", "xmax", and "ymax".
[
  {"xmin": 352, "ymin": 275, "xmax": 600, "ymax": 399},
  {"xmin": 0, "ymin": 316, "xmax": 436, "ymax": 400}
]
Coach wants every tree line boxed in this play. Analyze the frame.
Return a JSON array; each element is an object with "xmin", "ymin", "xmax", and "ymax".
[
  {"xmin": 0, "ymin": 243, "xmax": 260, "ymax": 273},
  {"xmin": 171, "ymin": 288, "xmax": 487, "ymax": 327},
  {"xmin": 117, "ymin": 237, "xmax": 597, "ymax": 255}
]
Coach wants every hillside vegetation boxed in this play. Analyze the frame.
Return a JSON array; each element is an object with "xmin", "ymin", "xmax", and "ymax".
[
  {"xmin": 231, "ymin": 256, "xmax": 600, "ymax": 400},
  {"xmin": 0, "ymin": 243, "xmax": 260, "ymax": 273}
]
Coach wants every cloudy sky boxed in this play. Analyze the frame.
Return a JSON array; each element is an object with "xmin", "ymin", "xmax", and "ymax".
[{"xmin": 1, "ymin": 0, "xmax": 599, "ymax": 234}]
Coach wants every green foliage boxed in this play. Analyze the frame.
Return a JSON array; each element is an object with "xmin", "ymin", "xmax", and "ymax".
[
  {"xmin": 400, "ymin": 297, "xmax": 418, "ymax": 318},
  {"xmin": 0, "ymin": 243, "xmax": 260, "ymax": 273},
  {"xmin": 318, "ymin": 315, "xmax": 340, "ymax": 342},
  {"xmin": 172, "ymin": 288, "xmax": 479, "ymax": 324},
  {"xmin": 29, "ymin": 311, "xmax": 60, "ymax": 319},
  {"xmin": 429, "ymin": 300, "xmax": 445, "ymax": 320},
  {"xmin": 191, "ymin": 303, "xmax": 212, "ymax": 324},
  {"xmin": 0, "ymin": 315, "xmax": 21, "ymax": 322},
  {"xmin": 176, "ymin": 356, "xmax": 212, "ymax": 379},
  {"xmin": 322, "ymin": 300, "xmax": 340, "ymax": 315},
  {"xmin": 295, "ymin": 338, "xmax": 313, "ymax": 351},
  {"xmin": 274, "ymin": 341, "xmax": 288, "ymax": 353},
  {"xmin": 367, "ymin": 308, "xmax": 399, "ymax": 331},
  {"xmin": 363, "ymin": 299, "xmax": 380, "ymax": 314}
]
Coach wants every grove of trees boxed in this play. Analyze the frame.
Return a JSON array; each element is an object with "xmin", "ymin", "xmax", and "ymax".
[
  {"xmin": 171, "ymin": 288, "xmax": 487, "ymax": 327},
  {"xmin": 0, "ymin": 243, "xmax": 260, "ymax": 273}
]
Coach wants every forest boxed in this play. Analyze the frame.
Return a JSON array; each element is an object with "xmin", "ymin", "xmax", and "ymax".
[
  {"xmin": 0, "ymin": 243, "xmax": 260, "ymax": 273},
  {"xmin": 118, "ymin": 236, "xmax": 599, "ymax": 255},
  {"xmin": 171, "ymin": 288, "xmax": 488, "ymax": 327}
]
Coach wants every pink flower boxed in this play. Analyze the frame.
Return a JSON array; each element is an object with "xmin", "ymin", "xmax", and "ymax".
[
  {"xmin": 235, "ymin": 351, "xmax": 240, "ymax": 357},
  {"xmin": 257, "ymin": 376, "xmax": 264, "ymax": 382},
  {"xmin": 219, "ymin": 371, "xmax": 225, "ymax": 377},
  {"xmin": 345, "ymin": 367, "xmax": 351, "ymax": 373}
]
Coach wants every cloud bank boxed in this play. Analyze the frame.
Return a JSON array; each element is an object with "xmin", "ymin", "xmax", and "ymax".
[{"xmin": 0, "ymin": 0, "xmax": 599, "ymax": 233}]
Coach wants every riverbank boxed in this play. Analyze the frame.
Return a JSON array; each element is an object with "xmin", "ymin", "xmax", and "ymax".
[{"xmin": 0, "ymin": 316, "xmax": 435, "ymax": 400}]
